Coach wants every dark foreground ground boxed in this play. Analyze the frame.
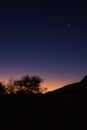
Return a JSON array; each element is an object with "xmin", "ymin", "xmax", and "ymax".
[
  {"xmin": 0, "ymin": 93, "xmax": 87, "ymax": 130},
  {"xmin": 1, "ymin": 76, "xmax": 87, "ymax": 129}
]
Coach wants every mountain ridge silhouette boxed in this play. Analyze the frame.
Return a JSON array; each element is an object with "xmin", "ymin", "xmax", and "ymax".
[
  {"xmin": 46, "ymin": 75, "xmax": 87, "ymax": 96},
  {"xmin": 80, "ymin": 75, "xmax": 87, "ymax": 85}
]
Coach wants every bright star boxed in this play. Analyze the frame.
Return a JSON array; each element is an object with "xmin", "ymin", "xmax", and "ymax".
[{"xmin": 67, "ymin": 24, "xmax": 71, "ymax": 27}]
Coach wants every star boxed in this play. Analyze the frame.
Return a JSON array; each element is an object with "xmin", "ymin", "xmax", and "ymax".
[
  {"xmin": 64, "ymin": 24, "xmax": 71, "ymax": 30},
  {"xmin": 67, "ymin": 24, "xmax": 71, "ymax": 27}
]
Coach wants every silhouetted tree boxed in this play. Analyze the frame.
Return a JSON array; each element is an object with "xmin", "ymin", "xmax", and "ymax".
[
  {"xmin": 14, "ymin": 75, "xmax": 45, "ymax": 94},
  {"xmin": 6, "ymin": 79, "xmax": 17, "ymax": 94},
  {"xmin": 0, "ymin": 82, "xmax": 6, "ymax": 94}
]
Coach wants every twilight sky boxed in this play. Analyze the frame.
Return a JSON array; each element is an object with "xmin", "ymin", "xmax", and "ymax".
[{"xmin": 0, "ymin": 1, "xmax": 87, "ymax": 91}]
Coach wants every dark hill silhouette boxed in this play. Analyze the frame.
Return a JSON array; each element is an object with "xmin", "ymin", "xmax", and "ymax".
[
  {"xmin": 80, "ymin": 75, "xmax": 87, "ymax": 85},
  {"xmin": 44, "ymin": 75, "xmax": 87, "ymax": 111},
  {"xmin": 46, "ymin": 75, "xmax": 87, "ymax": 95}
]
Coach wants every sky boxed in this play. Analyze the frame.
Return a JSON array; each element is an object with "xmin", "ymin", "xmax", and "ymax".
[{"xmin": 0, "ymin": 1, "xmax": 87, "ymax": 91}]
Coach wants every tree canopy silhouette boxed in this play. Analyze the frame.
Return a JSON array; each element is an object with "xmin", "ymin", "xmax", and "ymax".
[
  {"xmin": 0, "ymin": 75, "xmax": 47, "ymax": 94},
  {"xmin": 14, "ymin": 75, "xmax": 44, "ymax": 94}
]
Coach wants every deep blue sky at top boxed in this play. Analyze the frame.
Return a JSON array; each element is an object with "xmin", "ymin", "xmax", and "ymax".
[{"xmin": 0, "ymin": 1, "xmax": 87, "ymax": 90}]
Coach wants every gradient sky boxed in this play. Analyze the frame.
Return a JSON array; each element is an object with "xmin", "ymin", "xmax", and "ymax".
[{"xmin": 0, "ymin": 1, "xmax": 87, "ymax": 91}]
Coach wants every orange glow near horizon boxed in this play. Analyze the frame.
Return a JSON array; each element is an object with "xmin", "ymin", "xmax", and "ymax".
[
  {"xmin": 43, "ymin": 76, "xmax": 82, "ymax": 92},
  {"xmin": 0, "ymin": 77, "xmax": 70, "ymax": 91},
  {"xmin": 42, "ymin": 80, "xmax": 75, "ymax": 92},
  {"xmin": 0, "ymin": 75, "xmax": 82, "ymax": 92}
]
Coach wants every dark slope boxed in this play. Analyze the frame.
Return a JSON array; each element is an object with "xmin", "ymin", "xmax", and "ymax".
[
  {"xmin": 44, "ymin": 76, "xmax": 87, "ymax": 111},
  {"xmin": 46, "ymin": 75, "xmax": 87, "ymax": 95}
]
